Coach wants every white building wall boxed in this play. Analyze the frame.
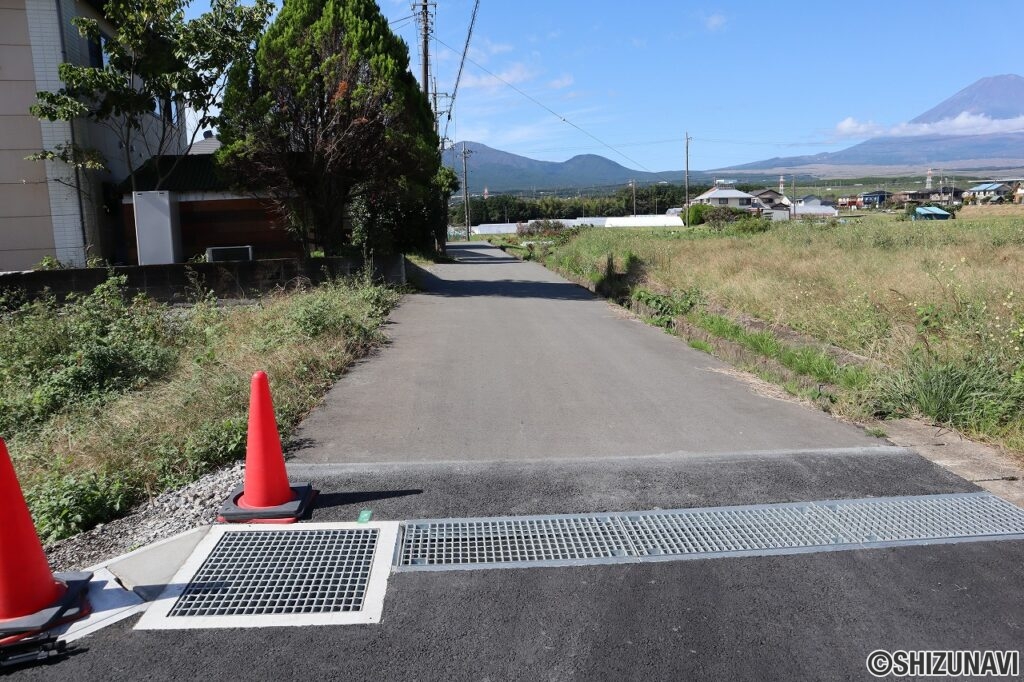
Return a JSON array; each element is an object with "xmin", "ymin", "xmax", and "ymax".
[
  {"xmin": 23, "ymin": 0, "xmax": 177, "ymax": 265},
  {"xmin": 25, "ymin": 0, "xmax": 86, "ymax": 265}
]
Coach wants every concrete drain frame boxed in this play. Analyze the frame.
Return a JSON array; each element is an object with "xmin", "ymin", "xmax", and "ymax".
[{"xmin": 136, "ymin": 522, "xmax": 399, "ymax": 630}]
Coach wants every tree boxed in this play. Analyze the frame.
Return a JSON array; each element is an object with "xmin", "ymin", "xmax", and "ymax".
[
  {"xmin": 218, "ymin": 0, "xmax": 442, "ymax": 256},
  {"xmin": 30, "ymin": 0, "xmax": 272, "ymax": 193}
]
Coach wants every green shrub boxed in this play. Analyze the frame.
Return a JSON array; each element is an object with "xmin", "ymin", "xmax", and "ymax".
[
  {"xmin": 24, "ymin": 469, "xmax": 137, "ymax": 543},
  {"xmin": 688, "ymin": 339, "xmax": 713, "ymax": 353},
  {"xmin": 0, "ymin": 276, "xmax": 179, "ymax": 434},
  {"xmin": 872, "ymin": 352, "xmax": 1024, "ymax": 431}
]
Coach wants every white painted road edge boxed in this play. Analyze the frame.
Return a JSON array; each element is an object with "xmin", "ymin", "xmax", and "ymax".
[
  {"xmin": 52, "ymin": 568, "xmax": 147, "ymax": 644},
  {"xmin": 134, "ymin": 522, "xmax": 400, "ymax": 630}
]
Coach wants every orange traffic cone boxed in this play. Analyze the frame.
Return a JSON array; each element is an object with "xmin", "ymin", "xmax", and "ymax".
[
  {"xmin": 218, "ymin": 371, "xmax": 315, "ymax": 523},
  {"xmin": 0, "ymin": 439, "xmax": 91, "ymax": 645}
]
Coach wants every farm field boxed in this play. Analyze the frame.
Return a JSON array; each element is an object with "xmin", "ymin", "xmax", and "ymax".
[{"xmin": 530, "ymin": 209, "xmax": 1024, "ymax": 455}]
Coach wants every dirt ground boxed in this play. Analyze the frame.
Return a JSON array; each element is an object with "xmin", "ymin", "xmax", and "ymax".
[{"xmin": 958, "ymin": 203, "xmax": 1024, "ymax": 218}]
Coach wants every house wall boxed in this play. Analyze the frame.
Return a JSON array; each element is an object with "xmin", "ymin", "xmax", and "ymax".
[
  {"xmin": 1, "ymin": 0, "xmax": 181, "ymax": 270},
  {"xmin": 695, "ymin": 197, "xmax": 751, "ymax": 208},
  {"xmin": 0, "ymin": 0, "xmax": 56, "ymax": 270},
  {"xmin": 120, "ymin": 196, "xmax": 302, "ymax": 264}
]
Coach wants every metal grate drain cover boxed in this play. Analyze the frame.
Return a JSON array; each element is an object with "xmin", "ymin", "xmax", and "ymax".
[
  {"xmin": 399, "ymin": 515, "xmax": 634, "ymax": 567},
  {"xmin": 136, "ymin": 522, "xmax": 399, "ymax": 630},
  {"xmin": 398, "ymin": 493, "xmax": 1024, "ymax": 571}
]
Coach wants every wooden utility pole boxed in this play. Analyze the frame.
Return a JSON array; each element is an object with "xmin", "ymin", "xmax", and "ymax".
[{"xmin": 462, "ymin": 143, "xmax": 472, "ymax": 240}]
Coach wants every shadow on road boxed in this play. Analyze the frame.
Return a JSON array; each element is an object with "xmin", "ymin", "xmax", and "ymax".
[
  {"xmin": 313, "ymin": 489, "xmax": 424, "ymax": 510},
  {"xmin": 421, "ymin": 277, "xmax": 594, "ymax": 300},
  {"xmin": 416, "ymin": 247, "xmax": 594, "ymax": 300}
]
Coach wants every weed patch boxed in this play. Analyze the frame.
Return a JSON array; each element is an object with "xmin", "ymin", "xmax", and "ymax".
[{"xmin": 4, "ymin": 275, "xmax": 400, "ymax": 541}]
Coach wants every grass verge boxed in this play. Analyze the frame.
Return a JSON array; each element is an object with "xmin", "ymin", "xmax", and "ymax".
[{"xmin": 1, "ymin": 273, "xmax": 400, "ymax": 542}]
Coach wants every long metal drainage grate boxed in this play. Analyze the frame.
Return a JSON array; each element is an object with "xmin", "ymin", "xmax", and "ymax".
[
  {"xmin": 397, "ymin": 493, "xmax": 1024, "ymax": 571},
  {"xmin": 136, "ymin": 522, "xmax": 399, "ymax": 630}
]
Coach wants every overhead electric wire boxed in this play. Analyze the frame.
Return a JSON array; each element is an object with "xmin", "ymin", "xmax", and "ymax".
[
  {"xmin": 434, "ymin": 36, "xmax": 652, "ymax": 172},
  {"xmin": 441, "ymin": 0, "xmax": 479, "ymax": 144}
]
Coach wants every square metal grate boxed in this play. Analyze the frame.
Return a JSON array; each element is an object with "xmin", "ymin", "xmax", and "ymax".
[
  {"xmin": 136, "ymin": 522, "xmax": 399, "ymax": 630},
  {"xmin": 399, "ymin": 515, "xmax": 633, "ymax": 568},
  {"xmin": 168, "ymin": 529, "xmax": 377, "ymax": 617},
  {"xmin": 396, "ymin": 493, "xmax": 1024, "ymax": 571}
]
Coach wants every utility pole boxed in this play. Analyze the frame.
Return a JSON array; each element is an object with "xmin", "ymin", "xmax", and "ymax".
[
  {"xmin": 684, "ymin": 132, "xmax": 691, "ymax": 225},
  {"xmin": 419, "ymin": 1, "xmax": 429, "ymax": 99},
  {"xmin": 631, "ymin": 179, "xmax": 636, "ymax": 216},
  {"xmin": 462, "ymin": 142, "xmax": 472, "ymax": 240}
]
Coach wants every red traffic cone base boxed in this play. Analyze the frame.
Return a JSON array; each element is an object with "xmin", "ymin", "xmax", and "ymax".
[
  {"xmin": 0, "ymin": 439, "xmax": 92, "ymax": 645},
  {"xmin": 218, "ymin": 372, "xmax": 315, "ymax": 523}
]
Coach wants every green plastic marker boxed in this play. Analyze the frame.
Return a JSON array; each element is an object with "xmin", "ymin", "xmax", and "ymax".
[{"xmin": 357, "ymin": 509, "xmax": 373, "ymax": 523}]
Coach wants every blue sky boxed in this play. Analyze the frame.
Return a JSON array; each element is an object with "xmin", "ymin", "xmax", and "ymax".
[{"xmin": 195, "ymin": 0, "xmax": 1024, "ymax": 171}]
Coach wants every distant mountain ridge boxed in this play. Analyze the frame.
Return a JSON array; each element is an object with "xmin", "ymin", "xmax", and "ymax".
[
  {"xmin": 447, "ymin": 75, "xmax": 1024, "ymax": 190},
  {"xmin": 442, "ymin": 143, "xmax": 693, "ymax": 193}
]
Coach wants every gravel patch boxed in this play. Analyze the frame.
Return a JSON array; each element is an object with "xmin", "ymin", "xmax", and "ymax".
[{"xmin": 44, "ymin": 462, "xmax": 244, "ymax": 572}]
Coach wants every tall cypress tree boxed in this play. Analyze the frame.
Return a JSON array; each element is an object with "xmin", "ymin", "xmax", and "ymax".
[{"xmin": 218, "ymin": 0, "xmax": 440, "ymax": 256}]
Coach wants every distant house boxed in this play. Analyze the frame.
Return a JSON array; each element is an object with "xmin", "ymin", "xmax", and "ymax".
[
  {"xmin": 751, "ymin": 188, "xmax": 790, "ymax": 208},
  {"xmin": 964, "ymin": 182, "xmax": 1012, "ymax": 203},
  {"xmin": 1015, "ymin": 184, "xmax": 1024, "ymax": 204},
  {"xmin": 798, "ymin": 195, "xmax": 821, "ymax": 206},
  {"xmin": 913, "ymin": 206, "xmax": 952, "ymax": 220},
  {"xmin": 691, "ymin": 186, "xmax": 755, "ymax": 209},
  {"xmin": 893, "ymin": 189, "xmax": 931, "ymax": 205},
  {"xmin": 187, "ymin": 131, "xmax": 223, "ymax": 155},
  {"xmin": 838, "ymin": 195, "xmax": 863, "ymax": 209},
  {"xmin": 928, "ymin": 186, "xmax": 963, "ymax": 205},
  {"xmin": 859, "ymin": 190, "xmax": 893, "ymax": 208}
]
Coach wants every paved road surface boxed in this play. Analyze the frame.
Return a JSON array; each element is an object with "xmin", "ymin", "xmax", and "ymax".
[
  {"xmin": 21, "ymin": 242, "xmax": 1023, "ymax": 681},
  {"xmin": 292, "ymin": 243, "xmax": 873, "ymax": 463}
]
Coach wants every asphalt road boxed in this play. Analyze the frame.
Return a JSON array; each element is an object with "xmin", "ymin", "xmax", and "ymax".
[
  {"xmin": 292, "ymin": 243, "xmax": 873, "ymax": 463},
  {"xmin": 19, "ymin": 450, "xmax": 1024, "ymax": 681},
  {"xmin": 19, "ymin": 242, "xmax": 1024, "ymax": 680}
]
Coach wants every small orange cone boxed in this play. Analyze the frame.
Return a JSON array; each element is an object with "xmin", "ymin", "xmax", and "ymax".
[
  {"xmin": 0, "ymin": 439, "xmax": 91, "ymax": 645},
  {"xmin": 218, "ymin": 372, "xmax": 315, "ymax": 523}
]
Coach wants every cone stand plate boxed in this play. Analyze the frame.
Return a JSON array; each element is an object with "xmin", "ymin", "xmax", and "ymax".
[{"xmin": 217, "ymin": 483, "xmax": 316, "ymax": 523}]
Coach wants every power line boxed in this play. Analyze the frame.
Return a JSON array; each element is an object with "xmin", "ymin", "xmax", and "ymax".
[
  {"xmin": 442, "ymin": 0, "xmax": 479, "ymax": 144},
  {"xmin": 433, "ymin": 36, "xmax": 652, "ymax": 172}
]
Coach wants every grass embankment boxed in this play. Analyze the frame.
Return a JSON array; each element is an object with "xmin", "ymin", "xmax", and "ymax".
[
  {"xmin": 0, "ymin": 274, "xmax": 400, "ymax": 541},
  {"xmin": 535, "ymin": 213, "xmax": 1024, "ymax": 455}
]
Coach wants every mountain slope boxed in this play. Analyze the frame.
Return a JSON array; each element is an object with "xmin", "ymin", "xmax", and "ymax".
[
  {"xmin": 911, "ymin": 74, "xmax": 1024, "ymax": 123},
  {"xmin": 722, "ymin": 75, "xmax": 1024, "ymax": 172}
]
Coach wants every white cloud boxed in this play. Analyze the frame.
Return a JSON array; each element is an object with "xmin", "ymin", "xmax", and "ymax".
[
  {"xmin": 704, "ymin": 13, "xmax": 727, "ymax": 31},
  {"xmin": 461, "ymin": 63, "xmax": 535, "ymax": 90},
  {"xmin": 835, "ymin": 111, "xmax": 1024, "ymax": 138},
  {"xmin": 467, "ymin": 37, "xmax": 514, "ymax": 64},
  {"xmin": 835, "ymin": 117, "xmax": 885, "ymax": 137},
  {"xmin": 548, "ymin": 74, "xmax": 574, "ymax": 90}
]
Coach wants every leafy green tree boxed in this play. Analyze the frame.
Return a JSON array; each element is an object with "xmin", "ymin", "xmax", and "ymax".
[
  {"xmin": 30, "ymin": 0, "xmax": 272, "ymax": 192},
  {"xmin": 218, "ymin": 0, "xmax": 441, "ymax": 256}
]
